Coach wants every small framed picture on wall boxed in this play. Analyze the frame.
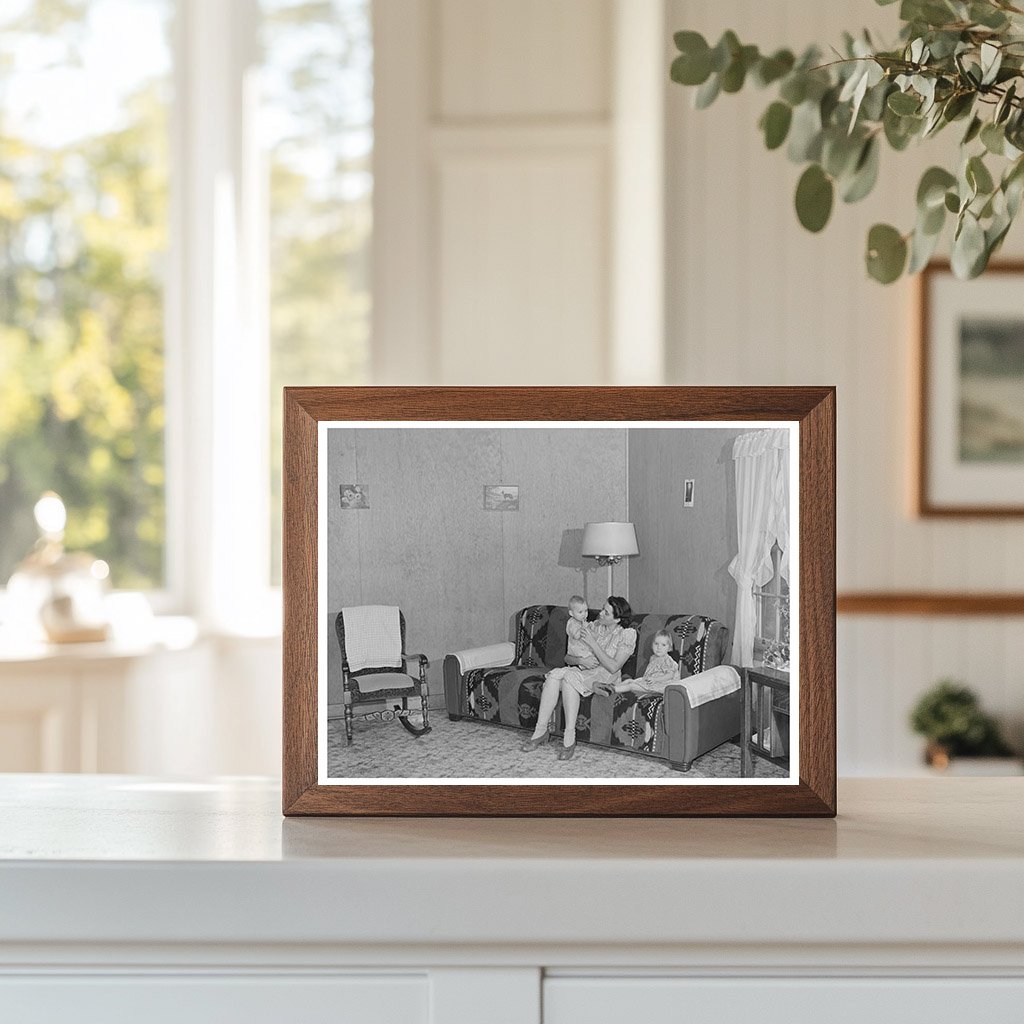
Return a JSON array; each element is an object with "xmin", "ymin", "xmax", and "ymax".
[{"xmin": 683, "ymin": 479, "xmax": 695, "ymax": 507}]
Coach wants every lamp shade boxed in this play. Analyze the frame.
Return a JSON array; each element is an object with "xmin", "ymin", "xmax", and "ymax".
[{"xmin": 580, "ymin": 522, "xmax": 639, "ymax": 557}]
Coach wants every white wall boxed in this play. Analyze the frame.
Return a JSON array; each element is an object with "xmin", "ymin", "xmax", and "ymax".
[
  {"xmin": 373, "ymin": 0, "xmax": 665, "ymax": 386},
  {"xmin": 665, "ymin": 0, "xmax": 1024, "ymax": 772}
]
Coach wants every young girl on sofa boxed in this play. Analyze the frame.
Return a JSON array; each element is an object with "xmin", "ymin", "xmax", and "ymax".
[{"xmin": 614, "ymin": 630, "xmax": 678, "ymax": 695}]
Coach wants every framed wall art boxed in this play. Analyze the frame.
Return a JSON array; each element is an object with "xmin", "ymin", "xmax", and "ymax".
[
  {"xmin": 282, "ymin": 387, "xmax": 836, "ymax": 816},
  {"xmin": 917, "ymin": 261, "xmax": 1024, "ymax": 516}
]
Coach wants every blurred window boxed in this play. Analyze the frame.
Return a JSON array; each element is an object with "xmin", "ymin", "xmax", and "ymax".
[
  {"xmin": 0, "ymin": 0, "xmax": 374, "ymax": 601},
  {"xmin": 261, "ymin": 0, "xmax": 372, "ymax": 583},
  {"xmin": 0, "ymin": 0, "xmax": 172, "ymax": 589}
]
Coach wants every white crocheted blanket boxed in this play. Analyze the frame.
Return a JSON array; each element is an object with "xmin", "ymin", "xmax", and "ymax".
[
  {"xmin": 341, "ymin": 605, "xmax": 402, "ymax": 672},
  {"xmin": 671, "ymin": 665, "xmax": 741, "ymax": 707},
  {"xmin": 451, "ymin": 642, "xmax": 516, "ymax": 674}
]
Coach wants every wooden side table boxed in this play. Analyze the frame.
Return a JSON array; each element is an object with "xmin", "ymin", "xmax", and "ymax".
[{"xmin": 740, "ymin": 665, "xmax": 790, "ymax": 777}]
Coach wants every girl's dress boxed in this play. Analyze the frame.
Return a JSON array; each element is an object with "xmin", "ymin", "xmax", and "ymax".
[{"xmin": 560, "ymin": 622, "xmax": 637, "ymax": 696}]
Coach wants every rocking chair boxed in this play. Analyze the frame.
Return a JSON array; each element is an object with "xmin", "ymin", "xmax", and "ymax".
[{"xmin": 335, "ymin": 606, "xmax": 431, "ymax": 744}]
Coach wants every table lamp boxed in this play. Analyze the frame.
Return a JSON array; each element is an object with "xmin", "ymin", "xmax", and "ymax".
[{"xmin": 580, "ymin": 522, "xmax": 639, "ymax": 597}]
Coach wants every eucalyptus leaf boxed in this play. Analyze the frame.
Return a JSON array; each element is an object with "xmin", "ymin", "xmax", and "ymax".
[
  {"xmin": 914, "ymin": 75, "xmax": 937, "ymax": 111},
  {"xmin": 842, "ymin": 137, "xmax": 881, "ymax": 203},
  {"xmin": 996, "ymin": 82, "xmax": 1017, "ymax": 124},
  {"xmin": 884, "ymin": 106, "xmax": 921, "ymax": 150},
  {"xmin": 951, "ymin": 212, "xmax": 986, "ymax": 278},
  {"xmin": 1006, "ymin": 172, "xmax": 1024, "ymax": 218},
  {"xmin": 822, "ymin": 128, "xmax": 864, "ymax": 178},
  {"xmin": 986, "ymin": 213, "xmax": 1012, "ymax": 259},
  {"xmin": 970, "ymin": 2, "xmax": 1009, "ymax": 30},
  {"xmin": 866, "ymin": 223, "xmax": 908, "ymax": 283},
  {"xmin": 942, "ymin": 92, "xmax": 974, "ymax": 122},
  {"xmin": 888, "ymin": 90, "xmax": 921, "ymax": 115},
  {"xmin": 820, "ymin": 85, "xmax": 841, "ymax": 126},
  {"xmin": 694, "ymin": 73, "xmax": 721, "ymax": 110},
  {"xmin": 721, "ymin": 45, "xmax": 759, "ymax": 93},
  {"xmin": 922, "ymin": 103, "xmax": 946, "ymax": 137},
  {"xmin": 754, "ymin": 49, "xmax": 795, "ymax": 87},
  {"xmin": 908, "ymin": 221, "xmax": 943, "ymax": 273},
  {"xmin": 921, "ymin": 200, "xmax": 946, "ymax": 235},
  {"xmin": 962, "ymin": 115, "xmax": 983, "ymax": 145},
  {"xmin": 787, "ymin": 101, "xmax": 824, "ymax": 162},
  {"xmin": 760, "ymin": 102, "xmax": 793, "ymax": 150},
  {"xmin": 981, "ymin": 122, "xmax": 1006, "ymax": 155},
  {"xmin": 710, "ymin": 31, "xmax": 740, "ymax": 73},
  {"xmin": 795, "ymin": 164, "xmax": 834, "ymax": 232},
  {"xmin": 779, "ymin": 73, "xmax": 807, "ymax": 106},
  {"xmin": 917, "ymin": 166, "xmax": 957, "ymax": 210},
  {"xmin": 927, "ymin": 30, "xmax": 963, "ymax": 60},
  {"xmin": 967, "ymin": 154, "xmax": 995, "ymax": 195},
  {"xmin": 980, "ymin": 42, "xmax": 1003, "ymax": 86},
  {"xmin": 861, "ymin": 80, "xmax": 893, "ymax": 122}
]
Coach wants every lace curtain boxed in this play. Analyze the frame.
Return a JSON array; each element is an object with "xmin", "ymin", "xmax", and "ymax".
[{"xmin": 727, "ymin": 428, "xmax": 790, "ymax": 666}]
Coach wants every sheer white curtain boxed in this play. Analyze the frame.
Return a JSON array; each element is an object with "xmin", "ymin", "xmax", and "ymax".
[{"xmin": 727, "ymin": 429, "xmax": 790, "ymax": 666}]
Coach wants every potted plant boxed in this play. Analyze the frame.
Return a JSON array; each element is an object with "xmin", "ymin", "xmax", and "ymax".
[
  {"xmin": 670, "ymin": 0, "xmax": 1024, "ymax": 283},
  {"xmin": 909, "ymin": 679, "xmax": 1017, "ymax": 770}
]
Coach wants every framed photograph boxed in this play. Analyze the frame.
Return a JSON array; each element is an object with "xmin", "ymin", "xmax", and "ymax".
[
  {"xmin": 283, "ymin": 387, "xmax": 836, "ymax": 816},
  {"xmin": 917, "ymin": 261, "xmax": 1024, "ymax": 516},
  {"xmin": 484, "ymin": 484, "xmax": 519, "ymax": 511},
  {"xmin": 683, "ymin": 479, "xmax": 695, "ymax": 507}
]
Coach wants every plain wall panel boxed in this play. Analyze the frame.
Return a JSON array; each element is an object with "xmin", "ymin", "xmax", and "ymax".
[
  {"xmin": 437, "ymin": 153, "xmax": 608, "ymax": 385},
  {"xmin": 438, "ymin": 0, "xmax": 611, "ymax": 120},
  {"xmin": 498, "ymin": 429, "xmax": 627, "ymax": 616},
  {"xmin": 627, "ymin": 428, "xmax": 745, "ymax": 625}
]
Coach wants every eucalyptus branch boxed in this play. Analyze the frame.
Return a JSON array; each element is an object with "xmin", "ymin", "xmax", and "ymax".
[{"xmin": 670, "ymin": 1, "xmax": 1024, "ymax": 283}]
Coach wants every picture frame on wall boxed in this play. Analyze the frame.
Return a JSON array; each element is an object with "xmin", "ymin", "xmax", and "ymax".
[
  {"xmin": 282, "ymin": 387, "xmax": 836, "ymax": 817},
  {"xmin": 917, "ymin": 261, "xmax": 1024, "ymax": 517}
]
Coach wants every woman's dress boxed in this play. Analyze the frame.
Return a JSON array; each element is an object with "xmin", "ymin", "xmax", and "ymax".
[{"xmin": 560, "ymin": 622, "xmax": 637, "ymax": 696}]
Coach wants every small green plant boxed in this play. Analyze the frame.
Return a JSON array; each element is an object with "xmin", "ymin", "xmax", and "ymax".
[
  {"xmin": 909, "ymin": 679, "xmax": 1014, "ymax": 756},
  {"xmin": 670, "ymin": 0, "xmax": 1024, "ymax": 283}
]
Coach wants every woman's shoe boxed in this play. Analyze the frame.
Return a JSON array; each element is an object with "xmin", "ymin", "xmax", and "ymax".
[
  {"xmin": 520, "ymin": 730, "xmax": 550, "ymax": 752},
  {"xmin": 557, "ymin": 742, "xmax": 576, "ymax": 761}
]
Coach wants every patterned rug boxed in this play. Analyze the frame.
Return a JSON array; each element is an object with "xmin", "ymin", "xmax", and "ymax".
[{"xmin": 326, "ymin": 712, "xmax": 788, "ymax": 781}]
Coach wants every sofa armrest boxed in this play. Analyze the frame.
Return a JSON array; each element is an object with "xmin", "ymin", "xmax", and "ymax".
[
  {"xmin": 666, "ymin": 665, "xmax": 741, "ymax": 709},
  {"xmin": 442, "ymin": 642, "xmax": 516, "ymax": 720},
  {"xmin": 663, "ymin": 668, "xmax": 742, "ymax": 772},
  {"xmin": 448, "ymin": 642, "xmax": 516, "ymax": 674}
]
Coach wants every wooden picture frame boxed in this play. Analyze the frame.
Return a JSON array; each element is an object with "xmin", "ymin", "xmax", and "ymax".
[
  {"xmin": 283, "ymin": 387, "xmax": 836, "ymax": 816},
  {"xmin": 917, "ymin": 261, "xmax": 1024, "ymax": 517}
]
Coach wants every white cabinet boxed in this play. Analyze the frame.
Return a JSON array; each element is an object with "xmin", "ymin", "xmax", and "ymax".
[
  {"xmin": 0, "ymin": 975, "xmax": 428, "ymax": 1024},
  {"xmin": 545, "ymin": 977, "xmax": 1024, "ymax": 1023},
  {"xmin": 1, "ymin": 777, "xmax": 1022, "ymax": 1023}
]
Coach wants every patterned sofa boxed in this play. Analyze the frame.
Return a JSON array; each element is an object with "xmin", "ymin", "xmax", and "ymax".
[{"xmin": 442, "ymin": 604, "xmax": 742, "ymax": 772}]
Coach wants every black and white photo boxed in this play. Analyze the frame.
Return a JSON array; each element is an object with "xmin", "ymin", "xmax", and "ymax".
[{"xmin": 318, "ymin": 421, "xmax": 798, "ymax": 786}]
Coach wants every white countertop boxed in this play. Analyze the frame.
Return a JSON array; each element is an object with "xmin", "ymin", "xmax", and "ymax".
[{"xmin": 1, "ymin": 775, "xmax": 1023, "ymax": 954}]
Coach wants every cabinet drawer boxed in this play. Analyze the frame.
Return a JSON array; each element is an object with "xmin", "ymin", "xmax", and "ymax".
[
  {"xmin": 545, "ymin": 977, "xmax": 1024, "ymax": 1023},
  {"xmin": 0, "ymin": 974, "xmax": 427, "ymax": 1024}
]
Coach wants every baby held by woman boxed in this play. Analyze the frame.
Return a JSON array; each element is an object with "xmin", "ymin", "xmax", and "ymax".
[{"xmin": 565, "ymin": 595, "xmax": 597, "ymax": 665}]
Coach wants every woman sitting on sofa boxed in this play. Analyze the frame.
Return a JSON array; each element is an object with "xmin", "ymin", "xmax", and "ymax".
[{"xmin": 520, "ymin": 595, "xmax": 637, "ymax": 762}]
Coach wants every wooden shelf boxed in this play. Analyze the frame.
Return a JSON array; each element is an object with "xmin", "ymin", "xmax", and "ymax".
[{"xmin": 837, "ymin": 593, "xmax": 1024, "ymax": 616}]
